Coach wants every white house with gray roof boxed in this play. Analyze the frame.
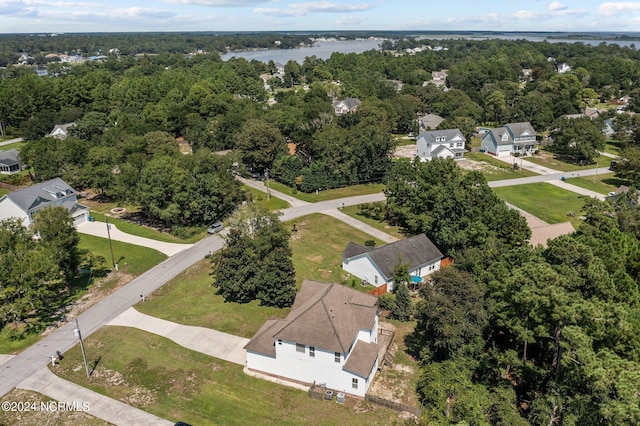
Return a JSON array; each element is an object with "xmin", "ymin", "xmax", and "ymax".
[
  {"xmin": 245, "ymin": 279, "xmax": 380, "ymax": 397},
  {"xmin": 332, "ymin": 98, "xmax": 361, "ymax": 115},
  {"xmin": 0, "ymin": 149, "xmax": 21, "ymax": 174},
  {"xmin": 0, "ymin": 178, "xmax": 89, "ymax": 227},
  {"xmin": 416, "ymin": 129, "xmax": 467, "ymax": 161},
  {"xmin": 481, "ymin": 122, "xmax": 538, "ymax": 157},
  {"xmin": 342, "ymin": 233, "xmax": 443, "ymax": 292}
]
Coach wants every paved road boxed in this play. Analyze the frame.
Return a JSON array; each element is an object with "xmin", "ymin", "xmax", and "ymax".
[
  {"xmin": 0, "ymin": 235, "xmax": 224, "ymax": 399},
  {"xmin": 0, "ymin": 137, "xmax": 23, "ymax": 147}
]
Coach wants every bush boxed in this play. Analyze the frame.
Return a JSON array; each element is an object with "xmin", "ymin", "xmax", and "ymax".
[
  {"xmin": 364, "ymin": 239, "xmax": 376, "ymax": 247},
  {"xmin": 358, "ymin": 202, "xmax": 386, "ymax": 221},
  {"xmin": 377, "ymin": 292, "xmax": 396, "ymax": 312},
  {"xmin": 171, "ymin": 225, "xmax": 201, "ymax": 239}
]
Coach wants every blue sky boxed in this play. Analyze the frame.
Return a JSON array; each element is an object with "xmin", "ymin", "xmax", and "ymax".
[{"xmin": 0, "ymin": 1, "xmax": 638, "ymax": 34}]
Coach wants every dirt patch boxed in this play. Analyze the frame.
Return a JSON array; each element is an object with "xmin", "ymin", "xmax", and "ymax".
[
  {"xmin": 368, "ymin": 342, "xmax": 418, "ymax": 407},
  {"xmin": 393, "ymin": 144, "xmax": 416, "ymax": 159},
  {"xmin": 457, "ymin": 158, "xmax": 505, "ymax": 174}
]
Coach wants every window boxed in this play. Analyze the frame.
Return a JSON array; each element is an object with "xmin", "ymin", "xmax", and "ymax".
[
  {"xmin": 277, "ymin": 339, "xmax": 282, "ymax": 345},
  {"xmin": 374, "ymin": 276, "xmax": 378, "ymax": 284},
  {"xmin": 352, "ymin": 378, "xmax": 359, "ymax": 389},
  {"xmin": 335, "ymin": 352, "xmax": 341, "ymax": 363},
  {"xmin": 296, "ymin": 343, "xmax": 305, "ymax": 353},
  {"xmin": 310, "ymin": 346, "xmax": 315, "ymax": 357}
]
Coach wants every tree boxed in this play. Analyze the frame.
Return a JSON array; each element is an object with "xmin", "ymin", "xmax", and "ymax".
[
  {"xmin": 212, "ymin": 204, "xmax": 295, "ymax": 307},
  {"xmin": 550, "ymin": 116, "xmax": 605, "ymax": 162},
  {"xmin": 234, "ymin": 119, "xmax": 287, "ymax": 175},
  {"xmin": 31, "ymin": 206, "xmax": 81, "ymax": 284},
  {"xmin": 392, "ymin": 261, "xmax": 412, "ymax": 321}
]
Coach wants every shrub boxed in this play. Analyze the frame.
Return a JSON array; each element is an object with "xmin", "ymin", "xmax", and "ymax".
[{"xmin": 364, "ymin": 239, "xmax": 376, "ymax": 247}]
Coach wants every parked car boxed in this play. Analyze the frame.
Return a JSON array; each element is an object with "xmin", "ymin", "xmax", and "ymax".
[{"xmin": 207, "ymin": 221, "xmax": 224, "ymax": 234}]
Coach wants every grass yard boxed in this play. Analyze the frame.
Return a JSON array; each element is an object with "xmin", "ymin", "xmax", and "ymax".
[
  {"xmin": 524, "ymin": 151, "xmax": 613, "ymax": 172},
  {"xmin": 288, "ymin": 213, "xmax": 384, "ymax": 287},
  {"xmin": 269, "ymin": 182, "xmax": 385, "ymax": 203},
  {"xmin": 0, "ymin": 389, "xmax": 109, "ymax": 426},
  {"xmin": 493, "ymin": 183, "xmax": 587, "ymax": 226},
  {"xmin": 340, "ymin": 205, "xmax": 404, "ymax": 239},
  {"xmin": 0, "ymin": 141, "xmax": 25, "ymax": 152},
  {"xmin": 89, "ymin": 212, "xmax": 203, "ymax": 244},
  {"xmin": 604, "ymin": 140, "xmax": 623, "ymax": 157},
  {"xmin": 52, "ymin": 327, "xmax": 402, "ymax": 426},
  {"xmin": 566, "ymin": 174, "xmax": 628, "ymax": 195},
  {"xmin": 0, "ymin": 188, "xmax": 9, "ymax": 197},
  {"xmin": 137, "ymin": 259, "xmax": 288, "ymax": 338},
  {"xmin": 79, "ymin": 234, "xmax": 167, "ymax": 276},
  {"xmin": 245, "ymin": 185, "xmax": 290, "ymax": 210},
  {"xmin": 464, "ymin": 152, "xmax": 538, "ymax": 181},
  {"xmin": 0, "ymin": 327, "xmax": 42, "ymax": 353}
]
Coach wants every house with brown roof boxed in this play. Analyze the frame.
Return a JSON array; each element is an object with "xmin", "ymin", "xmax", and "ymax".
[
  {"xmin": 245, "ymin": 279, "xmax": 380, "ymax": 397},
  {"xmin": 342, "ymin": 233, "xmax": 443, "ymax": 293}
]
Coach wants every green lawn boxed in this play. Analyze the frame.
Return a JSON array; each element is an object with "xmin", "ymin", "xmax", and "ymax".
[
  {"xmin": 492, "ymin": 183, "xmax": 587, "ymax": 227},
  {"xmin": 53, "ymin": 327, "xmax": 401, "ymax": 425},
  {"xmin": 137, "ymin": 260, "xmax": 288, "ymax": 338},
  {"xmin": 288, "ymin": 213, "xmax": 384, "ymax": 287},
  {"xmin": 89, "ymin": 212, "xmax": 203, "ymax": 244},
  {"xmin": 0, "ymin": 189, "xmax": 9, "ymax": 197},
  {"xmin": 0, "ymin": 141, "xmax": 25, "ymax": 151},
  {"xmin": 604, "ymin": 141, "xmax": 623, "ymax": 157},
  {"xmin": 565, "ymin": 174, "xmax": 627, "ymax": 195},
  {"xmin": 0, "ymin": 327, "xmax": 42, "ymax": 354},
  {"xmin": 464, "ymin": 152, "xmax": 538, "ymax": 181},
  {"xmin": 269, "ymin": 182, "xmax": 385, "ymax": 203},
  {"xmin": 340, "ymin": 205, "xmax": 404, "ymax": 239},
  {"xmin": 79, "ymin": 234, "xmax": 167, "ymax": 276},
  {"xmin": 245, "ymin": 185, "xmax": 290, "ymax": 210},
  {"xmin": 524, "ymin": 151, "xmax": 613, "ymax": 172}
]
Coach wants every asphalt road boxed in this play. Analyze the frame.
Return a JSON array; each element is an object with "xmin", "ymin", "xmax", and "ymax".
[{"xmin": 0, "ymin": 235, "xmax": 224, "ymax": 398}]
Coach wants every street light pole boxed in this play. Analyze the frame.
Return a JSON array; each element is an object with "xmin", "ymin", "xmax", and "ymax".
[
  {"xmin": 73, "ymin": 318, "xmax": 90, "ymax": 379},
  {"xmin": 105, "ymin": 216, "xmax": 116, "ymax": 270},
  {"xmin": 265, "ymin": 169, "xmax": 271, "ymax": 200},
  {"xmin": 593, "ymin": 160, "xmax": 599, "ymax": 184}
]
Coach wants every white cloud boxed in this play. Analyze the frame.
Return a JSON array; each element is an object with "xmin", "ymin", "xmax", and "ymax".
[
  {"xmin": 160, "ymin": 0, "xmax": 270, "ymax": 6},
  {"xmin": 336, "ymin": 15, "xmax": 364, "ymax": 25},
  {"xmin": 255, "ymin": 2, "xmax": 371, "ymax": 17},
  {"xmin": 548, "ymin": 1, "xmax": 567, "ymax": 12},
  {"xmin": 597, "ymin": 2, "xmax": 640, "ymax": 17}
]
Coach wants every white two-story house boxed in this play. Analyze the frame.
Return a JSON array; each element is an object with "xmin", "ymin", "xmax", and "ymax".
[
  {"xmin": 481, "ymin": 122, "xmax": 538, "ymax": 157},
  {"xmin": 342, "ymin": 233, "xmax": 443, "ymax": 293},
  {"xmin": 245, "ymin": 279, "xmax": 380, "ymax": 397},
  {"xmin": 0, "ymin": 177, "xmax": 89, "ymax": 227},
  {"xmin": 416, "ymin": 129, "xmax": 467, "ymax": 161}
]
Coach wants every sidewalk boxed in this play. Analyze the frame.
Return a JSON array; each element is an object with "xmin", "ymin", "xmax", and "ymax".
[
  {"xmin": 18, "ymin": 367, "xmax": 173, "ymax": 426},
  {"xmin": 107, "ymin": 307, "xmax": 248, "ymax": 365},
  {"xmin": 322, "ymin": 208, "xmax": 398, "ymax": 243},
  {"xmin": 77, "ymin": 221, "xmax": 193, "ymax": 257},
  {"xmin": 0, "ymin": 137, "xmax": 23, "ymax": 147}
]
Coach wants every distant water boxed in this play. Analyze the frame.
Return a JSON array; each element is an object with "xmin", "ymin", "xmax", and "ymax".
[
  {"xmin": 220, "ymin": 39, "xmax": 382, "ymax": 64},
  {"xmin": 220, "ymin": 36, "xmax": 636, "ymax": 64}
]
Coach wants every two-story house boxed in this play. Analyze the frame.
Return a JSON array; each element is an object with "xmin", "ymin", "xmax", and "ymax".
[
  {"xmin": 331, "ymin": 98, "xmax": 361, "ymax": 115},
  {"xmin": 415, "ymin": 129, "xmax": 467, "ymax": 162},
  {"xmin": 245, "ymin": 279, "xmax": 380, "ymax": 397},
  {"xmin": 0, "ymin": 177, "xmax": 89, "ymax": 227},
  {"xmin": 481, "ymin": 122, "xmax": 538, "ymax": 157},
  {"xmin": 342, "ymin": 233, "xmax": 443, "ymax": 293}
]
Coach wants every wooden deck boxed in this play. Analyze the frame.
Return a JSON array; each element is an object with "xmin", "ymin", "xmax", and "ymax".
[{"xmin": 377, "ymin": 322, "xmax": 396, "ymax": 369}]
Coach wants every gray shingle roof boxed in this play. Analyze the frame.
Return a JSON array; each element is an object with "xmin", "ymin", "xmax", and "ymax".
[
  {"xmin": 342, "ymin": 234, "xmax": 443, "ymax": 282},
  {"xmin": 5, "ymin": 178, "xmax": 76, "ymax": 211},
  {"xmin": 505, "ymin": 122, "xmax": 536, "ymax": 138},
  {"xmin": 244, "ymin": 280, "xmax": 378, "ymax": 355},
  {"xmin": 0, "ymin": 149, "xmax": 20, "ymax": 166},
  {"xmin": 418, "ymin": 114, "xmax": 444, "ymax": 131},
  {"xmin": 343, "ymin": 340, "xmax": 378, "ymax": 378},
  {"xmin": 417, "ymin": 129, "xmax": 465, "ymax": 144}
]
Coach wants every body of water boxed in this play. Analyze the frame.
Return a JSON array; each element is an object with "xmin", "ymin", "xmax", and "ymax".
[{"xmin": 220, "ymin": 35, "xmax": 636, "ymax": 65}]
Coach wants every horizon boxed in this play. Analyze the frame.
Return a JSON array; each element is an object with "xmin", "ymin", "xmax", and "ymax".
[{"xmin": 1, "ymin": 1, "xmax": 639, "ymax": 34}]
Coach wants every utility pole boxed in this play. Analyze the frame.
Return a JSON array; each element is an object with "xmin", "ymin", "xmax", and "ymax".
[
  {"xmin": 105, "ymin": 216, "xmax": 116, "ymax": 270},
  {"xmin": 73, "ymin": 319, "xmax": 90, "ymax": 379},
  {"xmin": 265, "ymin": 168, "xmax": 271, "ymax": 200},
  {"xmin": 593, "ymin": 160, "xmax": 599, "ymax": 184}
]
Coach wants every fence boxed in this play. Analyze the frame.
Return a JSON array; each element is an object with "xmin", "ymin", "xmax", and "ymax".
[
  {"xmin": 365, "ymin": 394, "xmax": 422, "ymax": 416},
  {"xmin": 367, "ymin": 283, "xmax": 387, "ymax": 297}
]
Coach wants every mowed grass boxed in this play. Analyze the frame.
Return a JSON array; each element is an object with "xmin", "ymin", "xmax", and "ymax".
[
  {"xmin": 53, "ymin": 327, "xmax": 401, "ymax": 426},
  {"xmin": 566, "ymin": 173, "xmax": 627, "ymax": 195},
  {"xmin": 525, "ymin": 151, "xmax": 613, "ymax": 172},
  {"xmin": 340, "ymin": 205, "xmax": 405, "ymax": 239},
  {"xmin": 79, "ymin": 234, "xmax": 167, "ymax": 276},
  {"xmin": 245, "ymin": 185, "xmax": 290, "ymax": 210},
  {"xmin": 137, "ymin": 259, "xmax": 288, "ymax": 338},
  {"xmin": 288, "ymin": 213, "xmax": 384, "ymax": 286},
  {"xmin": 0, "ymin": 327, "xmax": 41, "ymax": 354},
  {"xmin": 465, "ymin": 152, "xmax": 538, "ymax": 181},
  {"xmin": 493, "ymin": 183, "xmax": 587, "ymax": 226},
  {"xmin": 89, "ymin": 212, "xmax": 203, "ymax": 244},
  {"xmin": 0, "ymin": 188, "xmax": 9, "ymax": 197},
  {"xmin": 0, "ymin": 141, "xmax": 25, "ymax": 151},
  {"xmin": 269, "ymin": 182, "xmax": 385, "ymax": 203}
]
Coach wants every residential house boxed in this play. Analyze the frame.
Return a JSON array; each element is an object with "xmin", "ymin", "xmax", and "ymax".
[
  {"xmin": 562, "ymin": 107, "xmax": 600, "ymax": 120},
  {"xmin": 556, "ymin": 62, "xmax": 571, "ymax": 74},
  {"xmin": 520, "ymin": 68, "xmax": 533, "ymax": 83},
  {"xmin": 0, "ymin": 149, "xmax": 21, "ymax": 174},
  {"xmin": 342, "ymin": 233, "xmax": 443, "ymax": 293},
  {"xmin": 417, "ymin": 113, "xmax": 444, "ymax": 132},
  {"xmin": 603, "ymin": 118, "xmax": 615, "ymax": 138},
  {"xmin": 431, "ymin": 69, "xmax": 448, "ymax": 87},
  {"xmin": 48, "ymin": 123, "xmax": 76, "ymax": 139},
  {"xmin": 0, "ymin": 177, "xmax": 89, "ymax": 227},
  {"xmin": 481, "ymin": 122, "xmax": 538, "ymax": 157},
  {"xmin": 332, "ymin": 98, "xmax": 361, "ymax": 115},
  {"xmin": 416, "ymin": 129, "xmax": 467, "ymax": 161},
  {"xmin": 245, "ymin": 279, "xmax": 380, "ymax": 397}
]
